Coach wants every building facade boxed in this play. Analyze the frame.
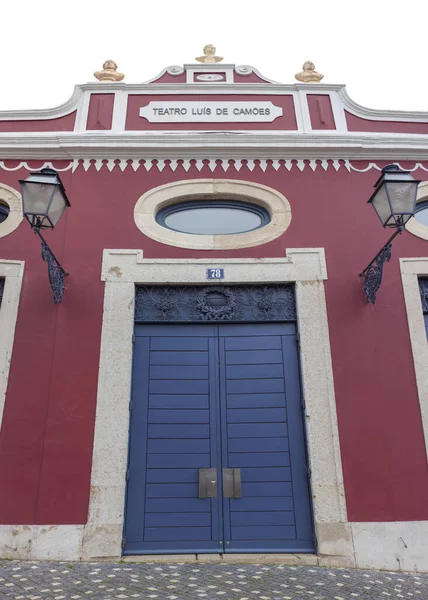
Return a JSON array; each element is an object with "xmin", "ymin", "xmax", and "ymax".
[{"xmin": 0, "ymin": 51, "xmax": 428, "ymax": 570}]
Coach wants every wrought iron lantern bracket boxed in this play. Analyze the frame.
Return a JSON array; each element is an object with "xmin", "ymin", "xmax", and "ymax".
[
  {"xmin": 19, "ymin": 167, "xmax": 70, "ymax": 304},
  {"xmin": 360, "ymin": 226, "xmax": 402, "ymax": 304},
  {"xmin": 34, "ymin": 225, "xmax": 67, "ymax": 304},
  {"xmin": 360, "ymin": 164, "xmax": 420, "ymax": 304}
]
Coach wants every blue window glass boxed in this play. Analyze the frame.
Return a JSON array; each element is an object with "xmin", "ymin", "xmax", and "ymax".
[
  {"xmin": 156, "ymin": 200, "xmax": 270, "ymax": 235},
  {"xmin": 0, "ymin": 203, "xmax": 9, "ymax": 224},
  {"xmin": 419, "ymin": 278, "xmax": 428, "ymax": 340},
  {"xmin": 415, "ymin": 201, "xmax": 428, "ymax": 226}
]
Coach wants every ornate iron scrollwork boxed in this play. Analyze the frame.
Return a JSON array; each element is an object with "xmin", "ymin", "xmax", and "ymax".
[
  {"xmin": 0, "ymin": 278, "xmax": 4, "ymax": 308},
  {"xmin": 135, "ymin": 284, "xmax": 296, "ymax": 323},
  {"xmin": 362, "ymin": 243, "xmax": 392, "ymax": 305},
  {"xmin": 40, "ymin": 239, "xmax": 65, "ymax": 304},
  {"xmin": 419, "ymin": 278, "xmax": 428, "ymax": 314},
  {"xmin": 360, "ymin": 227, "xmax": 403, "ymax": 304}
]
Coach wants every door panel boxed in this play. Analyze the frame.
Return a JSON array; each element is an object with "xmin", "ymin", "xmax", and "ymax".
[
  {"xmin": 124, "ymin": 324, "xmax": 222, "ymax": 554},
  {"xmin": 125, "ymin": 322, "xmax": 315, "ymax": 555},
  {"xmin": 219, "ymin": 323, "xmax": 315, "ymax": 553}
]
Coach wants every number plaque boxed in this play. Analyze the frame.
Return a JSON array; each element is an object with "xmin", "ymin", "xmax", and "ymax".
[{"xmin": 207, "ymin": 268, "xmax": 224, "ymax": 280}]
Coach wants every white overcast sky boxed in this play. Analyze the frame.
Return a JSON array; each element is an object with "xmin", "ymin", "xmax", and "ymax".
[{"xmin": 1, "ymin": 0, "xmax": 427, "ymax": 112}]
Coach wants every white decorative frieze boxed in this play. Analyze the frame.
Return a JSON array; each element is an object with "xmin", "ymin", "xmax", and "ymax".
[
  {"xmin": 235, "ymin": 65, "xmax": 254, "ymax": 76},
  {"xmin": 0, "ymin": 159, "xmax": 427, "ymax": 174},
  {"xmin": 0, "ymin": 161, "xmax": 75, "ymax": 172},
  {"xmin": 196, "ymin": 74, "xmax": 224, "ymax": 81},
  {"xmin": 166, "ymin": 65, "xmax": 184, "ymax": 76}
]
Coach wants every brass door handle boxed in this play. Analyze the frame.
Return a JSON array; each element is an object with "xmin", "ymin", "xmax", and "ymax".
[{"xmin": 222, "ymin": 468, "xmax": 242, "ymax": 498}]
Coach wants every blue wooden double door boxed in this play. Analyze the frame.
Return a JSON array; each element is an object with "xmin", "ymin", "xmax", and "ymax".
[{"xmin": 124, "ymin": 322, "xmax": 315, "ymax": 554}]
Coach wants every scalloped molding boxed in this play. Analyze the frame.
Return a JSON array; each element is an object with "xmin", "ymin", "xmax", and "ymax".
[{"xmin": 1, "ymin": 159, "xmax": 427, "ymax": 174}]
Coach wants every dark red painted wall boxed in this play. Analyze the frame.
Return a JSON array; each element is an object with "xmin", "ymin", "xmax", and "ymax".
[
  {"xmin": 0, "ymin": 160, "xmax": 428, "ymax": 525},
  {"xmin": 307, "ymin": 95, "xmax": 336, "ymax": 130},
  {"xmin": 0, "ymin": 112, "xmax": 76, "ymax": 132},
  {"xmin": 86, "ymin": 95, "xmax": 114, "ymax": 130},
  {"xmin": 346, "ymin": 111, "xmax": 428, "ymax": 134}
]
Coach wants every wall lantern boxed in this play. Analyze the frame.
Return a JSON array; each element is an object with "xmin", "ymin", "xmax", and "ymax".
[
  {"xmin": 19, "ymin": 168, "xmax": 70, "ymax": 303},
  {"xmin": 361, "ymin": 165, "xmax": 420, "ymax": 304}
]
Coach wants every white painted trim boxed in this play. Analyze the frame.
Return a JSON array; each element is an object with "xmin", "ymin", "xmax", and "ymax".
[
  {"xmin": 338, "ymin": 87, "xmax": 428, "ymax": 123},
  {"xmin": 74, "ymin": 90, "xmax": 91, "ymax": 134},
  {"xmin": 0, "ymin": 259, "xmax": 25, "ymax": 429},
  {"xmin": 405, "ymin": 181, "xmax": 428, "ymax": 240},
  {"xmin": 111, "ymin": 91, "xmax": 128, "ymax": 133},
  {"xmin": 133, "ymin": 179, "xmax": 292, "ymax": 250},
  {"xmin": 0, "ymin": 161, "xmax": 74, "ymax": 173},
  {"xmin": 0, "ymin": 183, "xmax": 23, "ymax": 239},
  {"xmin": 0, "ymin": 80, "xmax": 427, "ymax": 125},
  {"xmin": 330, "ymin": 91, "xmax": 348, "ymax": 132},
  {"xmin": 400, "ymin": 257, "xmax": 428, "ymax": 459},
  {"xmin": 0, "ymin": 86, "xmax": 83, "ymax": 121},
  {"xmin": 0, "ymin": 158, "xmax": 427, "ymax": 175},
  {"xmin": 0, "ymin": 129, "xmax": 427, "ymax": 162},
  {"xmin": 185, "ymin": 64, "xmax": 235, "ymax": 84},
  {"xmin": 79, "ymin": 248, "xmax": 350, "ymax": 562},
  {"xmin": 297, "ymin": 90, "xmax": 312, "ymax": 133}
]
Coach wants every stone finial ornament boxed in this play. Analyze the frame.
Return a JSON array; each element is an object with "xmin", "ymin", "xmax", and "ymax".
[
  {"xmin": 94, "ymin": 60, "xmax": 125, "ymax": 82},
  {"xmin": 195, "ymin": 44, "xmax": 223, "ymax": 64},
  {"xmin": 295, "ymin": 61, "xmax": 324, "ymax": 83}
]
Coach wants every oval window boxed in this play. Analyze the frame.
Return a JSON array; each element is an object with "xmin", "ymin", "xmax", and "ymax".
[
  {"xmin": 0, "ymin": 202, "xmax": 9, "ymax": 224},
  {"xmin": 415, "ymin": 200, "xmax": 428, "ymax": 226},
  {"xmin": 156, "ymin": 200, "xmax": 270, "ymax": 235}
]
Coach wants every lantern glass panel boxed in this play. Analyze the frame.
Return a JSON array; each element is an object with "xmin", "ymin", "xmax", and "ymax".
[
  {"xmin": 385, "ymin": 180, "xmax": 418, "ymax": 223},
  {"xmin": 21, "ymin": 180, "xmax": 56, "ymax": 223},
  {"xmin": 371, "ymin": 186, "xmax": 391, "ymax": 226},
  {"xmin": 20, "ymin": 170, "xmax": 69, "ymax": 229},
  {"xmin": 47, "ymin": 186, "xmax": 68, "ymax": 227}
]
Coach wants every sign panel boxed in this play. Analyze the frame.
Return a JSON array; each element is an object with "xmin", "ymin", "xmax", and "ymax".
[
  {"xmin": 139, "ymin": 102, "xmax": 283, "ymax": 123},
  {"xmin": 207, "ymin": 268, "xmax": 225, "ymax": 280}
]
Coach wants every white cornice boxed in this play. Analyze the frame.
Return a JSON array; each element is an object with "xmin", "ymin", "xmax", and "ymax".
[
  {"xmin": 338, "ymin": 87, "xmax": 428, "ymax": 122},
  {"xmin": 0, "ymin": 131, "xmax": 426, "ymax": 161},
  {"xmin": 0, "ymin": 87, "xmax": 82, "ymax": 121},
  {"xmin": 0, "ymin": 80, "xmax": 427, "ymax": 126},
  {"xmin": 76, "ymin": 82, "xmax": 344, "ymax": 95}
]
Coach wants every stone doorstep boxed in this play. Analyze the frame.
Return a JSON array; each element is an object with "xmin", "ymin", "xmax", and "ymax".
[{"xmin": 122, "ymin": 554, "xmax": 320, "ymax": 565}]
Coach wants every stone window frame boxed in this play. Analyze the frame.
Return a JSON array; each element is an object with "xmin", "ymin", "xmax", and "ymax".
[
  {"xmin": 405, "ymin": 181, "xmax": 428, "ymax": 241},
  {"xmin": 0, "ymin": 260, "xmax": 25, "ymax": 428},
  {"xmin": 400, "ymin": 257, "xmax": 428, "ymax": 458},
  {"xmin": 0, "ymin": 183, "xmax": 23, "ymax": 239},
  {"xmin": 81, "ymin": 248, "xmax": 351, "ymax": 561},
  {"xmin": 134, "ymin": 179, "xmax": 292, "ymax": 250}
]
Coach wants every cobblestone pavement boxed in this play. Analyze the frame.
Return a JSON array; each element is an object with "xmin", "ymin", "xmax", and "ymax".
[{"xmin": 0, "ymin": 561, "xmax": 426, "ymax": 600}]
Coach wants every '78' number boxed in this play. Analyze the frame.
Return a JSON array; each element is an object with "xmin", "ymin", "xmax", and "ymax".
[{"xmin": 207, "ymin": 268, "xmax": 224, "ymax": 279}]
